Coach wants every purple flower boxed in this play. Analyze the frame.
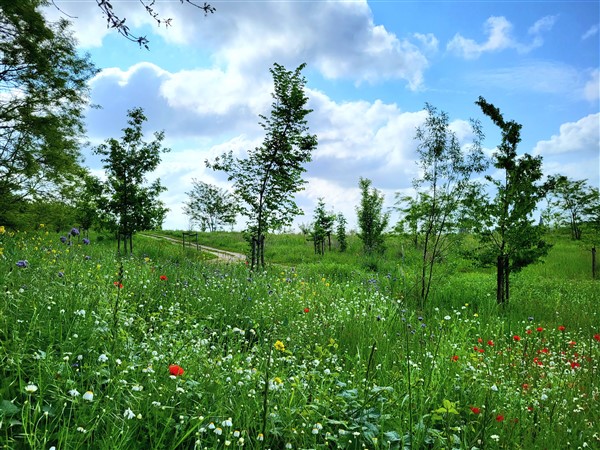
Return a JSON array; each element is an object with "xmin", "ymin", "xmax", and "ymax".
[
  {"xmin": 60, "ymin": 236, "xmax": 67, "ymax": 243},
  {"xmin": 58, "ymin": 271, "xmax": 64, "ymax": 277},
  {"xmin": 85, "ymin": 255, "xmax": 91, "ymax": 260},
  {"xmin": 16, "ymin": 260, "xmax": 28, "ymax": 268},
  {"xmin": 82, "ymin": 238, "xmax": 90, "ymax": 245},
  {"xmin": 70, "ymin": 228, "xmax": 80, "ymax": 237}
]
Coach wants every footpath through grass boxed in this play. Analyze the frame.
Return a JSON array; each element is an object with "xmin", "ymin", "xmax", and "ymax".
[{"xmin": 1, "ymin": 228, "xmax": 598, "ymax": 449}]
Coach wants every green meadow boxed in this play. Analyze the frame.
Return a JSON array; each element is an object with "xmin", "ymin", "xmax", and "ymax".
[{"xmin": 1, "ymin": 227, "xmax": 598, "ymax": 449}]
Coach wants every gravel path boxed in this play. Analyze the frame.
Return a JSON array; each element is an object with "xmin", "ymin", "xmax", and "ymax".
[{"xmin": 142, "ymin": 233, "xmax": 246, "ymax": 263}]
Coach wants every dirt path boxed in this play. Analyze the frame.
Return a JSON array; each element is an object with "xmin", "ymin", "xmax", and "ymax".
[{"xmin": 142, "ymin": 233, "xmax": 246, "ymax": 263}]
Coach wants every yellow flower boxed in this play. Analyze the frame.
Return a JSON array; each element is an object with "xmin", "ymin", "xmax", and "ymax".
[
  {"xmin": 39, "ymin": 223, "xmax": 45, "ymax": 228},
  {"xmin": 273, "ymin": 377, "xmax": 283, "ymax": 384},
  {"xmin": 274, "ymin": 340, "xmax": 285, "ymax": 352},
  {"xmin": 0, "ymin": 225, "xmax": 5, "ymax": 234}
]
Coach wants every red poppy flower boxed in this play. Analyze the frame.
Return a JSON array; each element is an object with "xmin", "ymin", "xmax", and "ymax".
[
  {"xmin": 169, "ymin": 364, "xmax": 184, "ymax": 376},
  {"xmin": 477, "ymin": 338, "xmax": 483, "ymax": 343},
  {"xmin": 558, "ymin": 325, "xmax": 565, "ymax": 332},
  {"xmin": 526, "ymin": 329, "xmax": 532, "ymax": 335},
  {"xmin": 113, "ymin": 281, "xmax": 123, "ymax": 289},
  {"xmin": 303, "ymin": 307, "xmax": 310, "ymax": 313},
  {"xmin": 522, "ymin": 383, "xmax": 529, "ymax": 390},
  {"xmin": 451, "ymin": 355, "xmax": 459, "ymax": 362},
  {"xmin": 160, "ymin": 275, "xmax": 168, "ymax": 281},
  {"xmin": 470, "ymin": 406, "xmax": 481, "ymax": 414},
  {"xmin": 496, "ymin": 414, "xmax": 505, "ymax": 422},
  {"xmin": 568, "ymin": 341, "xmax": 576, "ymax": 347},
  {"xmin": 536, "ymin": 327, "xmax": 543, "ymax": 332},
  {"xmin": 570, "ymin": 361, "xmax": 580, "ymax": 369},
  {"xmin": 487, "ymin": 340, "xmax": 494, "ymax": 346},
  {"xmin": 513, "ymin": 335, "xmax": 521, "ymax": 341},
  {"xmin": 594, "ymin": 333, "xmax": 600, "ymax": 342}
]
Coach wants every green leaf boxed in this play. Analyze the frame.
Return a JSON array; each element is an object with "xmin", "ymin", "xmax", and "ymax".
[{"xmin": 0, "ymin": 400, "xmax": 20, "ymax": 416}]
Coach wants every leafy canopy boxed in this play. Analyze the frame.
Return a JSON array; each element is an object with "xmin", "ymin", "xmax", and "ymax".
[{"xmin": 0, "ymin": 0, "xmax": 97, "ymax": 227}]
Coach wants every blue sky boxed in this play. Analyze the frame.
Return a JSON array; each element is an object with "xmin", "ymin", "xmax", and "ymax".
[{"xmin": 47, "ymin": 0, "xmax": 599, "ymax": 231}]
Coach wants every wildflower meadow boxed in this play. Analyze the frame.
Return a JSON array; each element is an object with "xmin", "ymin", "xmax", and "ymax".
[{"xmin": 1, "ymin": 227, "xmax": 598, "ymax": 449}]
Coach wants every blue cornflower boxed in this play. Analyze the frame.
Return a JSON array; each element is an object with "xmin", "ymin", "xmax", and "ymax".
[
  {"xmin": 60, "ymin": 236, "xmax": 67, "ymax": 243},
  {"xmin": 16, "ymin": 260, "xmax": 28, "ymax": 268},
  {"xmin": 82, "ymin": 238, "xmax": 90, "ymax": 245},
  {"xmin": 70, "ymin": 227, "xmax": 80, "ymax": 237}
]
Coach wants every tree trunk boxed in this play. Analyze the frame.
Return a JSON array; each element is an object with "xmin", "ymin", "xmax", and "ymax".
[
  {"xmin": 504, "ymin": 257, "xmax": 510, "ymax": 304},
  {"xmin": 259, "ymin": 234, "xmax": 265, "ymax": 267},
  {"xmin": 250, "ymin": 236, "xmax": 257, "ymax": 270},
  {"xmin": 592, "ymin": 247, "xmax": 597, "ymax": 279},
  {"xmin": 496, "ymin": 254, "xmax": 506, "ymax": 305}
]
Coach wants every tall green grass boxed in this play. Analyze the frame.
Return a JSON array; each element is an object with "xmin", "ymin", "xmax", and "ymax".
[{"xmin": 1, "ymin": 228, "xmax": 598, "ymax": 449}]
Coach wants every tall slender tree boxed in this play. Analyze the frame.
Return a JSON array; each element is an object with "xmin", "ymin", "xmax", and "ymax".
[
  {"xmin": 471, "ymin": 97, "xmax": 551, "ymax": 304},
  {"xmin": 94, "ymin": 107, "xmax": 170, "ymax": 253},
  {"xmin": 208, "ymin": 63, "xmax": 317, "ymax": 269},
  {"xmin": 397, "ymin": 104, "xmax": 487, "ymax": 307}
]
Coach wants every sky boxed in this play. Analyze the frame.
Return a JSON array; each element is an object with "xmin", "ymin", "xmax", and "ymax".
[{"xmin": 45, "ymin": 0, "xmax": 599, "ymax": 231}]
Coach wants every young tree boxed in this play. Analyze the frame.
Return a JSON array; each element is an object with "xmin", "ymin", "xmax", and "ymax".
[
  {"xmin": 310, "ymin": 198, "xmax": 336, "ymax": 255},
  {"xmin": 336, "ymin": 212, "xmax": 348, "ymax": 252},
  {"xmin": 471, "ymin": 97, "xmax": 551, "ymax": 305},
  {"xmin": 0, "ymin": 0, "xmax": 97, "ymax": 227},
  {"xmin": 94, "ymin": 107, "xmax": 170, "ymax": 254},
  {"xmin": 397, "ymin": 104, "xmax": 487, "ymax": 307},
  {"xmin": 546, "ymin": 175, "xmax": 597, "ymax": 240},
  {"xmin": 356, "ymin": 177, "xmax": 390, "ymax": 254},
  {"xmin": 183, "ymin": 180, "xmax": 237, "ymax": 231},
  {"xmin": 207, "ymin": 63, "xmax": 317, "ymax": 269}
]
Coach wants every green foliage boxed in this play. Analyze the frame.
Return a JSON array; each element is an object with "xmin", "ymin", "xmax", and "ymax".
[
  {"xmin": 0, "ymin": 0, "xmax": 97, "ymax": 228},
  {"xmin": 183, "ymin": 179, "xmax": 237, "ymax": 232},
  {"xmin": 470, "ymin": 97, "xmax": 551, "ymax": 304},
  {"xmin": 356, "ymin": 177, "xmax": 390, "ymax": 254},
  {"xmin": 336, "ymin": 212, "xmax": 348, "ymax": 252},
  {"xmin": 1, "ymin": 229, "xmax": 598, "ymax": 449},
  {"xmin": 94, "ymin": 107, "xmax": 170, "ymax": 253},
  {"xmin": 208, "ymin": 63, "xmax": 317, "ymax": 269},
  {"xmin": 545, "ymin": 175, "xmax": 599, "ymax": 241},
  {"xmin": 309, "ymin": 198, "xmax": 336, "ymax": 255},
  {"xmin": 398, "ymin": 103, "xmax": 487, "ymax": 307}
]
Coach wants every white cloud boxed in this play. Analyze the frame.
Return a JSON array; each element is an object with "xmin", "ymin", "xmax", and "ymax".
[
  {"xmin": 414, "ymin": 33, "xmax": 439, "ymax": 54},
  {"xmin": 467, "ymin": 61, "xmax": 590, "ymax": 98},
  {"xmin": 582, "ymin": 24, "xmax": 599, "ymax": 40},
  {"xmin": 533, "ymin": 113, "xmax": 600, "ymax": 156},
  {"xmin": 447, "ymin": 15, "xmax": 556, "ymax": 59},
  {"xmin": 51, "ymin": 0, "xmax": 431, "ymax": 89}
]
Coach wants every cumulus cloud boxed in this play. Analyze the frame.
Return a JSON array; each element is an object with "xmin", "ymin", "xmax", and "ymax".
[
  {"xmin": 533, "ymin": 113, "xmax": 600, "ymax": 156},
  {"xmin": 447, "ymin": 15, "xmax": 557, "ymax": 59},
  {"xmin": 50, "ymin": 0, "xmax": 431, "ymax": 89}
]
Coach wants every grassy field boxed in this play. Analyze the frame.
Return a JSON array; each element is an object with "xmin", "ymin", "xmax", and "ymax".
[{"xmin": 1, "ymin": 227, "xmax": 598, "ymax": 449}]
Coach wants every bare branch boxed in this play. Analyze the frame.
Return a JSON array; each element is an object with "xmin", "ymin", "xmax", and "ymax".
[
  {"xmin": 94, "ymin": 0, "xmax": 215, "ymax": 49},
  {"xmin": 50, "ymin": 0, "xmax": 78, "ymax": 19}
]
